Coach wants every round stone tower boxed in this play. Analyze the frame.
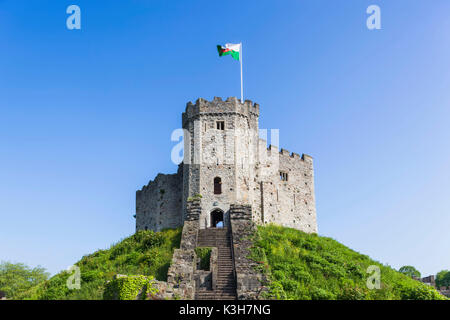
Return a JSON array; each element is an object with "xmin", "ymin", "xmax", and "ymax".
[{"xmin": 181, "ymin": 97, "xmax": 260, "ymax": 229}]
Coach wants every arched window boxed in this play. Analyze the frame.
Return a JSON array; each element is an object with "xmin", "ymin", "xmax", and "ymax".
[{"xmin": 214, "ymin": 177, "xmax": 222, "ymax": 194}]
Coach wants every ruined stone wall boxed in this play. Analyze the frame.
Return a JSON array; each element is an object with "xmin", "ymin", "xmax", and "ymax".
[{"xmin": 136, "ymin": 166, "xmax": 183, "ymax": 232}]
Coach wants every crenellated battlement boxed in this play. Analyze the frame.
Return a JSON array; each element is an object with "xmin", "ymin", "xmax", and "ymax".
[
  {"xmin": 182, "ymin": 97, "xmax": 259, "ymax": 125},
  {"xmin": 258, "ymin": 139, "xmax": 312, "ymax": 163},
  {"xmin": 279, "ymin": 148, "xmax": 312, "ymax": 162}
]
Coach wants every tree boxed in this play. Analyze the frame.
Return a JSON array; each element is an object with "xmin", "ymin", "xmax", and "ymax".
[
  {"xmin": 398, "ymin": 266, "xmax": 421, "ymax": 278},
  {"xmin": 436, "ymin": 270, "xmax": 450, "ymax": 288},
  {"xmin": 0, "ymin": 261, "xmax": 49, "ymax": 299}
]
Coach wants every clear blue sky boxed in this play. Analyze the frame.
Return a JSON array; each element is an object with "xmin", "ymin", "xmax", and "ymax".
[{"xmin": 1, "ymin": 0, "xmax": 449, "ymax": 277}]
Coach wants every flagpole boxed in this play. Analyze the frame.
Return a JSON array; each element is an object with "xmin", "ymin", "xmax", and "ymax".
[{"xmin": 240, "ymin": 42, "xmax": 243, "ymax": 103}]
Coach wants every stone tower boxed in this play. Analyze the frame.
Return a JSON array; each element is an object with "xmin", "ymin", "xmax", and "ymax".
[
  {"xmin": 136, "ymin": 97, "xmax": 317, "ymax": 234},
  {"xmin": 181, "ymin": 96, "xmax": 260, "ymax": 229}
]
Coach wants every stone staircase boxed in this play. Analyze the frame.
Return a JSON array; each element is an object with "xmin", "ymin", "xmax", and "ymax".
[{"xmin": 195, "ymin": 228, "xmax": 237, "ymax": 300}]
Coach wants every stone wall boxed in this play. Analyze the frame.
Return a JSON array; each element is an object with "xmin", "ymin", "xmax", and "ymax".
[
  {"xmin": 164, "ymin": 199, "xmax": 202, "ymax": 299},
  {"xmin": 136, "ymin": 166, "xmax": 183, "ymax": 232},
  {"xmin": 136, "ymin": 96, "xmax": 318, "ymax": 235},
  {"xmin": 229, "ymin": 204, "xmax": 268, "ymax": 300},
  {"xmin": 439, "ymin": 287, "xmax": 450, "ymax": 298},
  {"xmin": 253, "ymin": 144, "xmax": 317, "ymax": 233},
  {"xmin": 181, "ymin": 97, "xmax": 260, "ymax": 229}
]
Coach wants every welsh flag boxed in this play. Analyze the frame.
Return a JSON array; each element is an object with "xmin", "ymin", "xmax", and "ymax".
[{"xmin": 217, "ymin": 43, "xmax": 241, "ymax": 61}]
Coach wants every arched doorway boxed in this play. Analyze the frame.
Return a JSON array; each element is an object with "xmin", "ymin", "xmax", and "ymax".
[{"xmin": 210, "ymin": 209, "xmax": 224, "ymax": 228}]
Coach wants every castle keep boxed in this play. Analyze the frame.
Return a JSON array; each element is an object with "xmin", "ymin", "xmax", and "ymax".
[
  {"xmin": 136, "ymin": 97, "xmax": 317, "ymax": 234},
  {"xmin": 134, "ymin": 97, "xmax": 318, "ymax": 300}
]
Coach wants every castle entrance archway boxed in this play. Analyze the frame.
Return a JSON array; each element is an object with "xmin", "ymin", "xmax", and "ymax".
[{"xmin": 210, "ymin": 209, "xmax": 224, "ymax": 228}]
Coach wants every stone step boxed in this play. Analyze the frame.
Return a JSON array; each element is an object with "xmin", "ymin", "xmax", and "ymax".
[
  {"xmin": 195, "ymin": 229, "xmax": 237, "ymax": 301},
  {"xmin": 196, "ymin": 292, "xmax": 236, "ymax": 296},
  {"xmin": 217, "ymin": 278, "xmax": 234, "ymax": 281},
  {"xmin": 198, "ymin": 242, "xmax": 230, "ymax": 244},
  {"xmin": 199, "ymin": 235, "xmax": 229, "ymax": 238},
  {"xmin": 198, "ymin": 235, "xmax": 230, "ymax": 238},
  {"xmin": 196, "ymin": 296, "xmax": 236, "ymax": 300},
  {"xmin": 197, "ymin": 242, "xmax": 230, "ymax": 245}
]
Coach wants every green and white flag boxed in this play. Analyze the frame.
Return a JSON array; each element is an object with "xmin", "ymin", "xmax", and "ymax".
[
  {"xmin": 217, "ymin": 43, "xmax": 241, "ymax": 61},
  {"xmin": 217, "ymin": 42, "xmax": 244, "ymax": 102}
]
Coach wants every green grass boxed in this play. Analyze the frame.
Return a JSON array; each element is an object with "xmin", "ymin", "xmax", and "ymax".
[
  {"xmin": 17, "ymin": 228, "xmax": 182, "ymax": 300},
  {"xmin": 195, "ymin": 247, "xmax": 212, "ymax": 271},
  {"xmin": 16, "ymin": 223, "xmax": 445, "ymax": 300},
  {"xmin": 250, "ymin": 224, "xmax": 446, "ymax": 300}
]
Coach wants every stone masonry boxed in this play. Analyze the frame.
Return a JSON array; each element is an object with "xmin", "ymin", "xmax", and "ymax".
[
  {"xmin": 136, "ymin": 97, "xmax": 318, "ymax": 234},
  {"xmin": 134, "ymin": 97, "xmax": 318, "ymax": 299}
]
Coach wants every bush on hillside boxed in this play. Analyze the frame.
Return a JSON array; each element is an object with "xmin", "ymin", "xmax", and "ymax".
[
  {"xmin": 250, "ymin": 224, "xmax": 446, "ymax": 300},
  {"xmin": 17, "ymin": 228, "xmax": 182, "ymax": 300}
]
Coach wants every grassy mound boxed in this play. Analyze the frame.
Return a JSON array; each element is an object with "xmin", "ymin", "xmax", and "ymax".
[
  {"xmin": 250, "ymin": 224, "xmax": 446, "ymax": 300},
  {"xmin": 18, "ymin": 228, "xmax": 182, "ymax": 300},
  {"xmin": 16, "ymin": 223, "xmax": 445, "ymax": 300}
]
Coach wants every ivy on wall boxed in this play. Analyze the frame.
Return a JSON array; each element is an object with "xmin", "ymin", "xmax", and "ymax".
[{"xmin": 103, "ymin": 275, "xmax": 158, "ymax": 300}]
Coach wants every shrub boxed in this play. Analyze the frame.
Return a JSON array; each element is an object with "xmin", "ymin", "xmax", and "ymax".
[
  {"xmin": 195, "ymin": 247, "xmax": 212, "ymax": 271},
  {"xmin": 18, "ymin": 228, "xmax": 182, "ymax": 300},
  {"xmin": 103, "ymin": 275, "xmax": 157, "ymax": 300}
]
